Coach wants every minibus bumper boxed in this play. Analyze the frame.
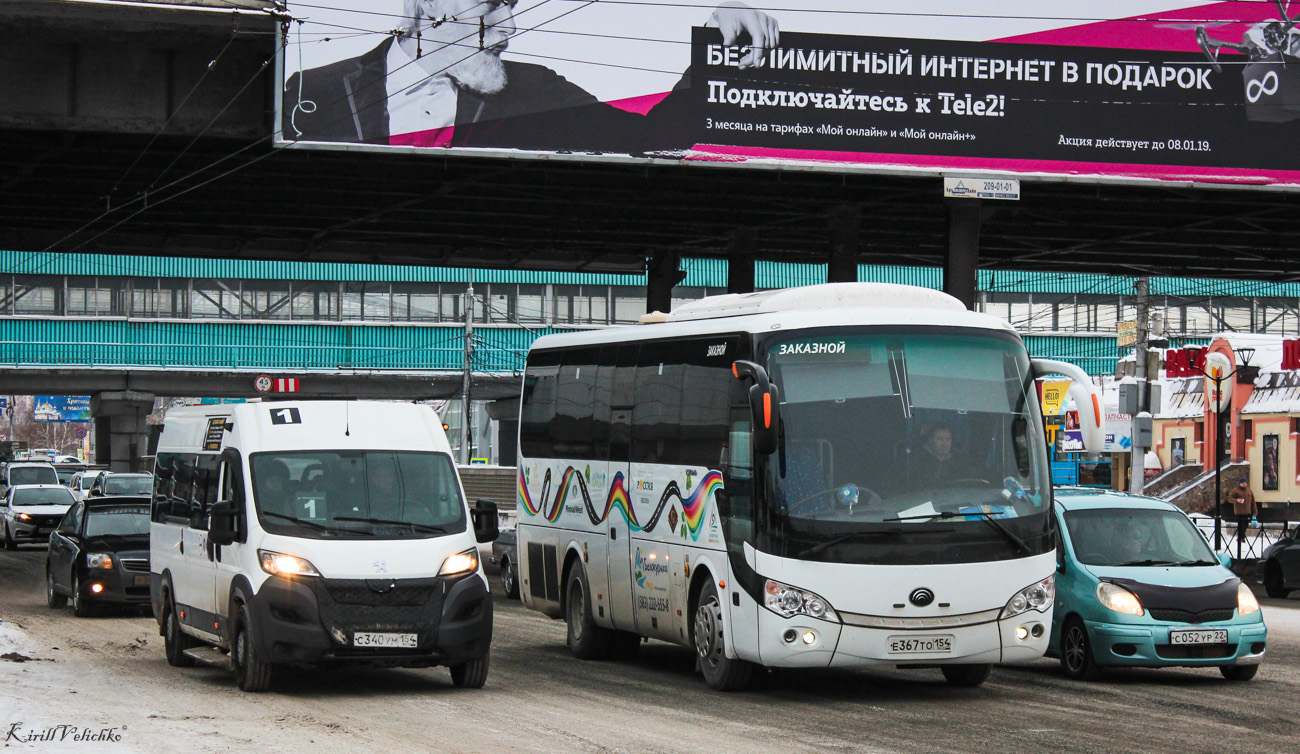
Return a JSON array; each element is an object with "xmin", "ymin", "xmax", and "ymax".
[{"xmin": 248, "ymin": 572, "xmax": 492, "ymax": 669}]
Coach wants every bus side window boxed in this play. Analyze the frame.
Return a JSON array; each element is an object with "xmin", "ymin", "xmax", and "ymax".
[{"xmin": 152, "ymin": 453, "xmax": 176, "ymax": 523}]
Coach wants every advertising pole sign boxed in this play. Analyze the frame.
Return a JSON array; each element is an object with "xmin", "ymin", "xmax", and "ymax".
[
  {"xmin": 33, "ymin": 396, "xmax": 91, "ymax": 423},
  {"xmin": 277, "ymin": 1, "xmax": 1300, "ymax": 188}
]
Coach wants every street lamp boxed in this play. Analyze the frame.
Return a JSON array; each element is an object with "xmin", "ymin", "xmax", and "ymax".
[{"xmin": 1183, "ymin": 344, "xmax": 1255, "ymax": 554}]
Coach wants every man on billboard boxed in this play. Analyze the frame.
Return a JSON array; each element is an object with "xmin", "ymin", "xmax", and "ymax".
[{"xmin": 282, "ymin": 0, "xmax": 778, "ymax": 153}]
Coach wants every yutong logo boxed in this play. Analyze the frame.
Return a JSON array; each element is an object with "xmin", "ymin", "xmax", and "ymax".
[
  {"xmin": 909, "ymin": 587, "xmax": 936, "ymax": 607},
  {"xmin": 778, "ymin": 341, "xmax": 847, "ymax": 355}
]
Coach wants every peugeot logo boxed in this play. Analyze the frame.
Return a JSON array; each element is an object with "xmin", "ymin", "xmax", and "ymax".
[
  {"xmin": 909, "ymin": 587, "xmax": 935, "ymax": 607},
  {"xmin": 372, "ymin": 560, "xmax": 388, "ymax": 574}
]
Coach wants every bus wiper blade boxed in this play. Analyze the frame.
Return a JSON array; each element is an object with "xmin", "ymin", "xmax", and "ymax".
[
  {"xmin": 798, "ymin": 527, "xmax": 954, "ymax": 559},
  {"xmin": 1117, "ymin": 559, "xmax": 1179, "ymax": 567},
  {"xmin": 887, "ymin": 510, "xmax": 1030, "ymax": 556},
  {"xmin": 261, "ymin": 510, "xmax": 360, "ymax": 534},
  {"xmin": 333, "ymin": 516, "xmax": 447, "ymax": 534}
]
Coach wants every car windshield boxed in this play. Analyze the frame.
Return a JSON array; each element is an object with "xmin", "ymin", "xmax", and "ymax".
[
  {"xmin": 759, "ymin": 327, "xmax": 1053, "ymax": 565},
  {"xmin": 9, "ymin": 467, "xmax": 58, "ymax": 486},
  {"xmin": 13, "ymin": 487, "xmax": 74, "ymax": 506},
  {"xmin": 103, "ymin": 476, "xmax": 153, "ymax": 495},
  {"xmin": 250, "ymin": 450, "xmax": 466, "ymax": 539},
  {"xmin": 78, "ymin": 474, "xmax": 102, "ymax": 490},
  {"xmin": 1063, "ymin": 507, "xmax": 1217, "ymax": 566},
  {"xmin": 84, "ymin": 506, "xmax": 150, "ymax": 537},
  {"xmin": 56, "ymin": 469, "xmax": 79, "ymax": 485}
]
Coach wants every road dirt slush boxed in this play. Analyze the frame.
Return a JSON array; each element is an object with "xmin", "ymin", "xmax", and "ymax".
[{"xmin": 3, "ymin": 546, "xmax": 1300, "ymax": 754}]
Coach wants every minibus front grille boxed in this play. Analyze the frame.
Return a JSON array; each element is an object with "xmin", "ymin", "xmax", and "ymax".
[{"xmin": 325, "ymin": 579, "xmax": 439, "ymax": 607}]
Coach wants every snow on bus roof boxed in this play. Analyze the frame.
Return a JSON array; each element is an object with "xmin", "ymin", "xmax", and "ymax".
[{"xmin": 653, "ymin": 283, "xmax": 966, "ymax": 322}]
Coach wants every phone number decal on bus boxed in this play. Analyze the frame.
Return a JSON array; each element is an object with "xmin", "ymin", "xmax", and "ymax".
[
  {"xmin": 637, "ymin": 596, "xmax": 671, "ymax": 613},
  {"xmin": 887, "ymin": 635, "xmax": 954, "ymax": 654},
  {"xmin": 778, "ymin": 342, "xmax": 847, "ymax": 355}
]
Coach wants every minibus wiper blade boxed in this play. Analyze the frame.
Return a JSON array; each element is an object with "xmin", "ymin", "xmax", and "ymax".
[
  {"xmin": 332, "ymin": 516, "xmax": 447, "ymax": 534},
  {"xmin": 261, "ymin": 510, "xmax": 357, "ymax": 534},
  {"xmin": 1116, "ymin": 559, "xmax": 1179, "ymax": 567},
  {"xmin": 1175, "ymin": 559, "xmax": 1219, "ymax": 566},
  {"xmin": 886, "ymin": 510, "xmax": 1029, "ymax": 556}
]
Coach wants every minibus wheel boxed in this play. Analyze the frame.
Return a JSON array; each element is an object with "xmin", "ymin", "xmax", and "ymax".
[
  {"xmin": 162, "ymin": 594, "xmax": 196, "ymax": 667},
  {"xmin": 450, "ymin": 651, "xmax": 490, "ymax": 688},
  {"xmin": 232, "ymin": 602, "xmax": 274, "ymax": 692},
  {"xmin": 693, "ymin": 582, "xmax": 753, "ymax": 691}
]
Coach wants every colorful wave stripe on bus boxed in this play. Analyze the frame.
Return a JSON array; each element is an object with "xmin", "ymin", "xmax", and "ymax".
[
  {"xmin": 680, "ymin": 471, "xmax": 723, "ymax": 540},
  {"xmin": 517, "ymin": 467, "xmax": 563, "ymax": 523}
]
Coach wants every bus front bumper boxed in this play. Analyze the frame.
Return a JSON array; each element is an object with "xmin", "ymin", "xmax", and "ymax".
[{"xmin": 757, "ymin": 607, "xmax": 1051, "ymax": 668}]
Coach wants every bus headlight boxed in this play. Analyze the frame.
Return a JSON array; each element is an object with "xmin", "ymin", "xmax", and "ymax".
[
  {"xmin": 1095, "ymin": 582, "xmax": 1143, "ymax": 616},
  {"xmin": 764, "ymin": 579, "xmax": 839, "ymax": 622},
  {"xmin": 1001, "ymin": 576, "xmax": 1055, "ymax": 619}
]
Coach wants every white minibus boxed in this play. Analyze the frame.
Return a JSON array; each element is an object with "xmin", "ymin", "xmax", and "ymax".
[
  {"xmin": 150, "ymin": 401, "xmax": 498, "ymax": 691},
  {"xmin": 515, "ymin": 283, "xmax": 1103, "ymax": 690}
]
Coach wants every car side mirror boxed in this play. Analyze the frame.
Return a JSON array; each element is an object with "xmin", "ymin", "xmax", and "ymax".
[
  {"xmin": 1217, "ymin": 552, "xmax": 1232, "ymax": 568},
  {"xmin": 209, "ymin": 500, "xmax": 239, "ymax": 546},
  {"xmin": 472, "ymin": 499, "xmax": 500, "ymax": 543},
  {"xmin": 88, "ymin": 489, "xmax": 102, "ymax": 497}
]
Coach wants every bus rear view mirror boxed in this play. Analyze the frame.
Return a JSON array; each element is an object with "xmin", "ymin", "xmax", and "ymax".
[
  {"xmin": 732, "ymin": 360, "xmax": 779, "ymax": 456},
  {"xmin": 1032, "ymin": 359, "xmax": 1105, "ymax": 453},
  {"xmin": 209, "ymin": 500, "xmax": 239, "ymax": 547},
  {"xmin": 473, "ymin": 499, "xmax": 500, "ymax": 543}
]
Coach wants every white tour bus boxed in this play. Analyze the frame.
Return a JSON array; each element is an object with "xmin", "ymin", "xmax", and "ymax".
[
  {"xmin": 515, "ymin": 283, "xmax": 1103, "ymax": 690},
  {"xmin": 150, "ymin": 401, "xmax": 499, "ymax": 692}
]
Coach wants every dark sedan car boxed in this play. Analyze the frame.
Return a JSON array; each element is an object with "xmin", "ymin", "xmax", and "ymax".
[
  {"xmin": 46, "ymin": 496, "xmax": 151, "ymax": 617},
  {"xmin": 1263, "ymin": 528, "xmax": 1300, "ymax": 599},
  {"xmin": 490, "ymin": 525, "xmax": 519, "ymax": 599}
]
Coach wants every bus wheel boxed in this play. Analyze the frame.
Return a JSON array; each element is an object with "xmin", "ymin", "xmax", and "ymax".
[
  {"xmin": 693, "ymin": 581, "xmax": 753, "ymax": 691},
  {"xmin": 941, "ymin": 664, "xmax": 991, "ymax": 687},
  {"xmin": 565, "ymin": 566, "xmax": 610, "ymax": 660}
]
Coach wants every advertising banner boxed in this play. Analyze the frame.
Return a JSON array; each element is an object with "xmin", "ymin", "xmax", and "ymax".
[
  {"xmin": 33, "ymin": 396, "xmax": 91, "ymax": 423},
  {"xmin": 277, "ymin": 1, "xmax": 1300, "ymax": 187}
]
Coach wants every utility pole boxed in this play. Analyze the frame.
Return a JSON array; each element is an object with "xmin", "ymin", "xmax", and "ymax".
[
  {"xmin": 1131, "ymin": 277, "xmax": 1152, "ymax": 494},
  {"xmin": 461, "ymin": 279, "xmax": 474, "ymax": 465}
]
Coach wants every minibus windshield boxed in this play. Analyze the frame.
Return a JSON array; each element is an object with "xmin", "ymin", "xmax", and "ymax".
[
  {"xmin": 250, "ymin": 450, "xmax": 466, "ymax": 539},
  {"xmin": 1064, "ymin": 507, "xmax": 1217, "ymax": 567},
  {"xmin": 760, "ymin": 327, "xmax": 1053, "ymax": 565}
]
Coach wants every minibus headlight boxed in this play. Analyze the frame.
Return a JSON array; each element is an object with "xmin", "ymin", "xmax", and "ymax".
[
  {"xmin": 1238, "ymin": 583, "xmax": 1261, "ymax": 615},
  {"xmin": 439, "ymin": 549, "xmax": 479, "ymax": 577},
  {"xmin": 1095, "ymin": 582, "xmax": 1143, "ymax": 616},
  {"xmin": 258, "ymin": 550, "xmax": 321, "ymax": 578},
  {"xmin": 86, "ymin": 553, "xmax": 114, "ymax": 570},
  {"xmin": 763, "ymin": 579, "xmax": 839, "ymax": 622},
  {"xmin": 1001, "ymin": 576, "xmax": 1055, "ymax": 619}
]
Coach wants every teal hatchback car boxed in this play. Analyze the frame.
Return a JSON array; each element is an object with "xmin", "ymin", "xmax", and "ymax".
[{"xmin": 1048, "ymin": 489, "xmax": 1267, "ymax": 681}]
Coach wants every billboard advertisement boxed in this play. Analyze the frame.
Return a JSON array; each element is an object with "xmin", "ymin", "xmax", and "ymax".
[
  {"xmin": 276, "ymin": 1, "xmax": 1300, "ymax": 187},
  {"xmin": 33, "ymin": 396, "xmax": 91, "ymax": 423}
]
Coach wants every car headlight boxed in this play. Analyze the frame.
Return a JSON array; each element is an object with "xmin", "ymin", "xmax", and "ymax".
[
  {"xmin": 763, "ymin": 579, "xmax": 840, "ymax": 622},
  {"xmin": 86, "ymin": 553, "xmax": 114, "ymax": 570},
  {"xmin": 258, "ymin": 550, "xmax": 321, "ymax": 577},
  {"xmin": 1096, "ymin": 582, "xmax": 1144, "ymax": 616},
  {"xmin": 1001, "ymin": 575, "xmax": 1055, "ymax": 619},
  {"xmin": 16, "ymin": 512, "xmax": 31, "ymax": 521},
  {"xmin": 438, "ymin": 548, "xmax": 479, "ymax": 577},
  {"xmin": 1238, "ymin": 582, "xmax": 1261, "ymax": 616}
]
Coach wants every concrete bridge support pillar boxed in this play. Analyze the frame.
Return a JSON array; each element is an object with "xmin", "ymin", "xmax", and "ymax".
[{"xmin": 91, "ymin": 391, "xmax": 155, "ymax": 472}]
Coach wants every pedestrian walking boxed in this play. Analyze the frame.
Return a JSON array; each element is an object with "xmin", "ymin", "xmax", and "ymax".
[{"xmin": 1226, "ymin": 477, "xmax": 1258, "ymax": 546}]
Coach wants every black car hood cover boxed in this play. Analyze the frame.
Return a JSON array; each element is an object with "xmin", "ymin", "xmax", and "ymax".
[{"xmin": 1102, "ymin": 576, "xmax": 1240, "ymax": 612}]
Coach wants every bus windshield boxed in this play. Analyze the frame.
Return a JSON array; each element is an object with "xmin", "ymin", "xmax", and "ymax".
[
  {"xmin": 761, "ymin": 328, "xmax": 1052, "ymax": 565},
  {"xmin": 249, "ymin": 450, "xmax": 466, "ymax": 540}
]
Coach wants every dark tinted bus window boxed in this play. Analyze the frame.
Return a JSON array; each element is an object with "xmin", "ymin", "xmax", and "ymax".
[
  {"xmin": 520, "ymin": 349, "xmax": 562, "ymax": 459},
  {"xmin": 152, "ymin": 453, "xmax": 178, "ymax": 522},
  {"xmin": 675, "ymin": 337, "xmax": 741, "ymax": 467},
  {"xmin": 554, "ymin": 348, "xmax": 601, "ymax": 459},
  {"xmin": 632, "ymin": 341, "xmax": 681, "ymax": 464}
]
